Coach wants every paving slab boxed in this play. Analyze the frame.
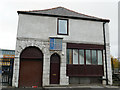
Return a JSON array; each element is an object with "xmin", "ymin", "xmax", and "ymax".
[{"xmin": 1, "ymin": 85, "xmax": 120, "ymax": 90}]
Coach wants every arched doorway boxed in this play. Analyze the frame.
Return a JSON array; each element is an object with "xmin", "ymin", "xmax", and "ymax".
[
  {"xmin": 50, "ymin": 53, "xmax": 60, "ymax": 84},
  {"xmin": 19, "ymin": 46, "xmax": 43, "ymax": 87}
]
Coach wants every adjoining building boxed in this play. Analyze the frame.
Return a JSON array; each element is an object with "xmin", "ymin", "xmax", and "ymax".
[
  {"xmin": 0, "ymin": 49, "xmax": 15, "ymax": 86},
  {"xmin": 118, "ymin": 1, "xmax": 120, "ymax": 61},
  {"xmin": 12, "ymin": 7, "xmax": 112, "ymax": 87}
]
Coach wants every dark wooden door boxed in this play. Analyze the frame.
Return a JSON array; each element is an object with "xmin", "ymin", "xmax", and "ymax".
[
  {"xmin": 19, "ymin": 60, "xmax": 43, "ymax": 87},
  {"xmin": 50, "ymin": 53, "xmax": 60, "ymax": 84}
]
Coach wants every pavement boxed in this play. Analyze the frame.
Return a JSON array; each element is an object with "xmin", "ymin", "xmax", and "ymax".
[{"xmin": 1, "ymin": 85, "xmax": 120, "ymax": 90}]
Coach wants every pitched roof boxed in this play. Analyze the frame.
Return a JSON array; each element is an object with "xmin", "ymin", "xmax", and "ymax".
[{"xmin": 18, "ymin": 7, "xmax": 109, "ymax": 22}]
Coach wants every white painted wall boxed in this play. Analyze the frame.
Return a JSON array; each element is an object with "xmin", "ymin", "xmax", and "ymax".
[
  {"xmin": 67, "ymin": 19, "xmax": 104, "ymax": 44},
  {"xmin": 17, "ymin": 14, "xmax": 56, "ymax": 40},
  {"xmin": 13, "ymin": 14, "xmax": 112, "ymax": 87},
  {"xmin": 17, "ymin": 14, "xmax": 104, "ymax": 44}
]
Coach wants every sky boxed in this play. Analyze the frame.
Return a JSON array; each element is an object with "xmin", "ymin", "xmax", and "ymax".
[{"xmin": 0, "ymin": 0, "xmax": 119, "ymax": 58}]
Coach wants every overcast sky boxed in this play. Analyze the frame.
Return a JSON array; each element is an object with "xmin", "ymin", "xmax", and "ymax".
[{"xmin": 0, "ymin": 0, "xmax": 119, "ymax": 57}]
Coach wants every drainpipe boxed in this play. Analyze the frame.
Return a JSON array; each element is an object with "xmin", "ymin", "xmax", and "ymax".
[{"xmin": 103, "ymin": 22, "xmax": 108, "ymax": 85}]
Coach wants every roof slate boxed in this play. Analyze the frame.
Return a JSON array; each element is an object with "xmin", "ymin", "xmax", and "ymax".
[{"xmin": 18, "ymin": 7, "xmax": 109, "ymax": 22}]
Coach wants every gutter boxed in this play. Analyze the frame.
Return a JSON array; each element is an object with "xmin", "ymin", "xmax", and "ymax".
[{"xmin": 103, "ymin": 22, "xmax": 108, "ymax": 85}]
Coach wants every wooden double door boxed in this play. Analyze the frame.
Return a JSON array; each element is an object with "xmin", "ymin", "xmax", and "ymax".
[
  {"xmin": 19, "ymin": 59, "xmax": 43, "ymax": 87},
  {"xmin": 19, "ymin": 47, "xmax": 43, "ymax": 87}
]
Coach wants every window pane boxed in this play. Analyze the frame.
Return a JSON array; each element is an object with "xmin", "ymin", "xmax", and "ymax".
[
  {"xmin": 50, "ymin": 38, "xmax": 62, "ymax": 50},
  {"xmin": 98, "ymin": 50, "xmax": 103, "ymax": 65},
  {"xmin": 92, "ymin": 50, "xmax": 97, "ymax": 65},
  {"xmin": 67, "ymin": 49, "xmax": 72, "ymax": 64},
  {"xmin": 73, "ymin": 49, "xmax": 78, "ymax": 64},
  {"xmin": 79, "ymin": 50, "xmax": 84, "ymax": 64},
  {"xmin": 54, "ymin": 39, "xmax": 62, "ymax": 50},
  {"xmin": 59, "ymin": 20, "xmax": 67, "ymax": 34},
  {"xmin": 86, "ymin": 50, "xmax": 91, "ymax": 64}
]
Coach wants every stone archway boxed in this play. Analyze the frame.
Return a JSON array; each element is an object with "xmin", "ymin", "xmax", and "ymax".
[{"xmin": 19, "ymin": 46, "xmax": 43, "ymax": 87}]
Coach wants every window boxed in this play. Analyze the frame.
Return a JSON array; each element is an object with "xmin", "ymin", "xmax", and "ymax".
[
  {"xmin": 86, "ymin": 50, "xmax": 91, "ymax": 64},
  {"xmin": 79, "ymin": 50, "xmax": 84, "ymax": 64},
  {"xmin": 92, "ymin": 50, "xmax": 97, "ymax": 65},
  {"xmin": 98, "ymin": 50, "xmax": 103, "ymax": 65},
  {"xmin": 73, "ymin": 49, "xmax": 78, "ymax": 64},
  {"xmin": 67, "ymin": 49, "xmax": 72, "ymax": 64},
  {"xmin": 66, "ymin": 49, "xmax": 103, "ymax": 65},
  {"xmin": 58, "ymin": 19, "xmax": 68, "ymax": 35}
]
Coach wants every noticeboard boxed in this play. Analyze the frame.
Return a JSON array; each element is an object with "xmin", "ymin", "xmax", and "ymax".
[
  {"xmin": 0, "ymin": 58, "xmax": 13, "ymax": 66},
  {"xmin": 50, "ymin": 38, "xmax": 62, "ymax": 50}
]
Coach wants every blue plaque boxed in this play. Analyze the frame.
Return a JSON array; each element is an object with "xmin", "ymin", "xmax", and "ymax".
[{"xmin": 49, "ymin": 38, "xmax": 62, "ymax": 50}]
